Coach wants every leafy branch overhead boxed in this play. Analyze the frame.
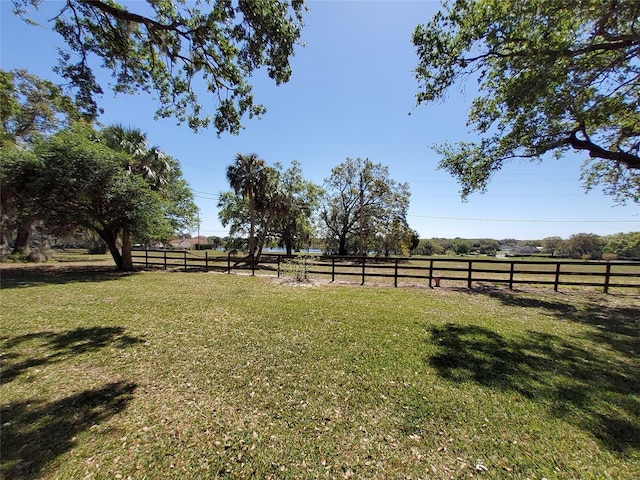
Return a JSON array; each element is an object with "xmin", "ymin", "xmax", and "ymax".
[
  {"xmin": 12, "ymin": 0, "xmax": 305, "ymax": 134},
  {"xmin": 413, "ymin": 0, "xmax": 640, "ymax": 203}
]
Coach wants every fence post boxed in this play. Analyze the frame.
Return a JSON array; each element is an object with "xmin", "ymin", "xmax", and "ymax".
[
  {"xmin": 554, "ymin": 263, "xmax": 561, "ymax": 292},
  {"xmin": 394, "ymin": 258, "xmax": 399, "ymax": 288},
  {"xmin": 145, "ymin": 249, "xmax": 149, "ymax": 268},
  {"xmin": 509, "ymin": 262, "xmax": 515, "ymax": 290},
  {"xmin": 227, "ymin": 252, "xmax": 231, "ymax": 274},
  {"xmin": 184, "ymin": 251, "xmax": 187, "ymax": 272},
  {"xmin": 429, "ymin": 259, "xmax": 434, "ymax": 288},
  {"xmin": 604, "ymin": 262, "xmax": 611, "ymax": 294},
  {"xmin": 467, "ymin": 260, "xmax": 473, "ymax": 289},
  {"xmin": 277, "ymin": 255, "xmax": 282, "ymax": 278},
  {"xmin": 331, "ymin": 257, "xmax": 336, "ymax": 283},
  {"xmin": 205, "ymin": 251, "xmax": 208, "ymax": 272},
  {"xmin": 251, "ymin": 254, "xmax": 255, "ymax": 276},
  {"xmin": 361, "ymin": 256, "xmax": 366, "ymax": 285},
  {"xmin": 164, "ymin": 250, "xmax": 167, "ymax": 270}
]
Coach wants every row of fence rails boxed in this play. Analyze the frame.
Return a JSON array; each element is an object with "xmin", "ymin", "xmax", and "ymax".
[
  {"xmin": 131, "ymin": 249, "xmax": 230, "ymax": 272},
  {"xmin": 298, "ymin": 256, "xmax": 640, "ymax": 292},
  {"xmin": 130, "ymin": 250, "xmax": 640, "ymax": 293},
  {"xmin": 131, "ymin": 250, "xmax": 287, "ymax": 274},
  {"xmin": 413, "ymin": 258, "xmax": 640, "ymax": 293}
]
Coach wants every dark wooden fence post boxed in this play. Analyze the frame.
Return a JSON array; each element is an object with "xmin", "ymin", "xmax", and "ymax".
[
  {"xmin": 331, "ymin": 257, "xmax": 336, "ymax": 283},
  {"xmin": 163, "ymin": 250, "xmax": 167, "ymax": 270},
  {"xmin": 184, "ymin": 251, "xmax": 187, "ymax": 272},
  {"xmin": 205, "ymin": 251, "xmax": 208, "ymax": 272},
  {"xmin": 604, "ymin": 262, "xmax": 611, "ymax": 294},
  {"xmin": 554, "ymin": 262, "xmax": 561, "ymax": 292},
  {"xmin": 361, "ymin": 256, "xmax": 366, "ymax": 285},
  {"xmin": 429, "ymin": 259, "xmax": 434, "ymax": 288},
  {"xmin": 277, "ymin": 255, "xmax": 282, "ymax": 278},
  {"xmin": 509, "ymin": 261, "xmax": 515, "ymax": 290},
  {"xmin": 251, "ymin": 254, "xmax": 255, "ymax": 276},
  {"xmin": 467, "ymin": 260, "xmax": 473, "ymax": 289},
  {"xmin": 227, "ymin": 252, "xmax": 231, "ymax": 274},
  {"xmin": 394, "ymin": 258, "xmax": 399, "ymax": 288},
  {"xmin": 145, "ymin": 249, "xmax": 149, "ymax": 268}
]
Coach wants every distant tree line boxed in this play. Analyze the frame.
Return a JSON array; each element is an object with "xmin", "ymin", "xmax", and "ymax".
[
  {"xmin": 414, "ymin": 233, "xmax": 640, "ymax": 260},
  {"xmin": 540, "ymin": 233, "xmax": 640, "ymax": 260}
]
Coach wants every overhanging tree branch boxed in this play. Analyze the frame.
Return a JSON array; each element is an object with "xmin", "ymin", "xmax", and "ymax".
[
  {"xmin": 79, "ymin": 0, "xmax": 180, "ymax": 33},
  {"xmin": 414, "ymin": 0, "xmax": 640, "ymax": 203},
  {"xmin": 567, "ymin": 124, "xmax": 640, "ymax": 169},
  {"xmin": 12, "ymin": 0, "xmax": 304, "ymax": 134}
]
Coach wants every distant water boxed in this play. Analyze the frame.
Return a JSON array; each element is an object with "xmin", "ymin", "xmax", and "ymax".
[{"xmin": 262, "ymin": 247, "xmax": 323, "ymax": 254}]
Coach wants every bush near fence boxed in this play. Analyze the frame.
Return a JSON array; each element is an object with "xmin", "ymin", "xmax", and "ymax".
[{"xmin": 131, "ymin": 250, "xmax": 640, "ymax": 293}]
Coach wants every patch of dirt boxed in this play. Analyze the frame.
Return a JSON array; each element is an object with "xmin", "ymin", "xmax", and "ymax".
[{"xmin": 272, "ymin": 277, "xmax": 325, "ymax": 287}]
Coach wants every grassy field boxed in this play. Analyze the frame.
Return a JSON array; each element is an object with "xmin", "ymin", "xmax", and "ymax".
[{"xmin": 1, "ymin": 262, "xmax": 639, "ymax": 479}]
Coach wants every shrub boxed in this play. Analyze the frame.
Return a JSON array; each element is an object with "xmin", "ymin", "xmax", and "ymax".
[{"xmin": 280, "ymin": 255, "xmax": 317, "ymax": 282}]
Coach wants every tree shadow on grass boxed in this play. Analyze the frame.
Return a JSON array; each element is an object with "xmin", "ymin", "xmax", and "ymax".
[
  {"xmin": 427, "ymin": 322, "xmax": 640, "ymax": 453},
  {"xmin": 0, "ymin": 265, "xmax": 136, "ymax": 289},
  {"xmin": 469, "ymin": 287, "xmax": 640, "ymax": 367},
  {"xmin": 1, "ymin": 381, "xmax": 137, "ymax": 480},
  {"xmin": 1, "ymin": 327, "xmax": 145, "ymax": 385}
]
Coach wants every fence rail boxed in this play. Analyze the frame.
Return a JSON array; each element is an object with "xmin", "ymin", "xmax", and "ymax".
[{"xmin": 131, "ymin": 250, "xmax": 640, "ymax": 293}]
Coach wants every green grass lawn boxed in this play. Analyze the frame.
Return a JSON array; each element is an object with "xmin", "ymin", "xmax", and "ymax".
[{"xmin": 1, "ymin": 266, "xmax": 639, "ymax": 479}]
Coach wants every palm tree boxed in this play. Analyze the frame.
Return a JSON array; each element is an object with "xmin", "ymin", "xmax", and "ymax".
[
  {"xmin": 226, "ymin": 153, "xmax": 268, "ymax": 258},
  {"xmin": 100, "ymin": 124, "xmax": 175, "ymax": 270},
  {"xmin": 253, "ymin": 167, "xmax": 287, "ymax": 262},
  {"xmin": 101, "ymin": 124, "xmax": 173, "ymax": 188}
]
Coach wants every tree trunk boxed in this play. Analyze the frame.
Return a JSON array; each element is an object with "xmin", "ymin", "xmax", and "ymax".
[
  {"xmin": 97, "ymin": 228, "xmax": 124, "ymax": 270},
  {"xmin": 359, "ymin": 173, "xmax": 364, "ymax": 256},
  {"xmin": 254, "ymin": 210, "xmax": 276, "ymax": 264},
  {"xmin": 12, "ymin": 220, "xmax": 31, "ymax": 255},
  {"xmin": 248, "ymin": 192, "xmax": 256, "ymax": 257},
  {"xmin": 283, "ymin": 226, "xmax": 294, "ymax": 256},
  {"xmin": 120, "ymin": 228, "xmax": 134, "ymax": 271},
  {"xmin": 338, "ymin": 235, "xmax": 347, "ymax": 256}
]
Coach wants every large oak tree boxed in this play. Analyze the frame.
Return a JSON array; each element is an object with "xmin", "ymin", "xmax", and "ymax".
[
  {"xmin": 1, "ymin": 69, "xmax": 85, "ymax": 254},
  {"xmin": 321, "ymin": 158, "xmax": 411, "ymax": 256},
  {"xmin": 3, "ymin": 123, "xmax": 197, "ymax": 270},
  {"xmin": 413, "ymin": 0, "xmax": 640, "ymax": 203}
]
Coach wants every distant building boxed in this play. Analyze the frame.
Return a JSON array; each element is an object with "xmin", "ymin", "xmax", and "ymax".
[{"xmin": 168, "ymin": 236, "xmax": 208, "ymax": 250}]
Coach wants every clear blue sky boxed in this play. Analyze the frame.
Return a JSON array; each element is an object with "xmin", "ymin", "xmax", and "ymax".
[{"xmin": 2, "ymin": 1, "xmax": 638, "ymax": 240}]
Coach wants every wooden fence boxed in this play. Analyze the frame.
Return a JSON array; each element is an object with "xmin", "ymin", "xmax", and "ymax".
[{"xmin": 131, "ymin": 250, "xmax": 640, "ymax": 293}]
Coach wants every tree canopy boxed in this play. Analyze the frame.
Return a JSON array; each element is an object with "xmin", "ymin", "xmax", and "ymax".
[
  {"xmin": 274, "ymin": 160, "xmax": 322, "ymax": 255},
  {"xmin": 11, "ymin": 0, "xmax": 305, "ymax": 134},
  {"xmin": 321, "ymin": 157, "xmax": 412, "ymax": 256},
  {"xmin": 220, "ymin": 158, "xmax": 320, "ymax": 259},
  {"xmin": 1, "ymin": 69, "xmax": 86, "ymax": 254},
  {"xmin": 413, "ymin": 0, "xmax": 640, "ymax": 203},
  {"xmin": 98, "ymin": 124, "xmax": 198, "ymax": 269},
  {"xmin": 225, "ymin": 152, "xmax": 271, "ymax": 256},
  {"xmin": 1, "ymin": 122, "xmax": 197, "ymax": 269},
  {"xmin": 1, "ymin": 69, "xmax": 83, "ymax": 146}
]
